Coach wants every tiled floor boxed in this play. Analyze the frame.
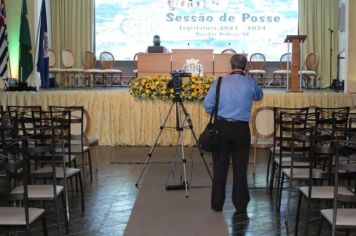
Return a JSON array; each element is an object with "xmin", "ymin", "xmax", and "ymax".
[{"xmin": 1, "ymin": 146, "xmax": 354, "ymax": 235}]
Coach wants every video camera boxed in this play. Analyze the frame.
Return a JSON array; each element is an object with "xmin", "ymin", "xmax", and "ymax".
[{"xmin": 168, "ymin": 70, "xmax": 191, "ymax": 94}]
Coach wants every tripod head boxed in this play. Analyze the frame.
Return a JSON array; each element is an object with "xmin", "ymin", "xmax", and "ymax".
[{"xmin": 168, "ymin": 70, "xmax": 191, "ymax": 102}]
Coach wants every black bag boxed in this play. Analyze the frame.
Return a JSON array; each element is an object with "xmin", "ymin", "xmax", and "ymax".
[
  {"xmin": 198, "ymin": 77, "xmax": 223, "ymax": 152},
  {"xmin": 198, "ymin": 122, "xmax": 220, "ymax": 152}
]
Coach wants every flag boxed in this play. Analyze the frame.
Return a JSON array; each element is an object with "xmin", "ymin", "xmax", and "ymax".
[
  {"xmin": 0, "ymin": 0, "xmax": 9, "ymax": 80},
  {"xmin": 36, "ymin": 0, "xmax": 49, "ymax": 88},
  {"xmin": 19, "ymin": 0, "xmax": 33, "ymax": 82}
]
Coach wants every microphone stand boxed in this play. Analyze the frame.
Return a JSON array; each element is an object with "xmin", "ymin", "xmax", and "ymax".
[{"xmin": 328, "ymin": 28, "xmax": 334, "ymax": 88}]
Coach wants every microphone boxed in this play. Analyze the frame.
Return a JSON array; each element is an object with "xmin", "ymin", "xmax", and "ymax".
[
  {"xmin": 328, "ymin": 28, "xmax": 334, "ymax": 33},
  {"xmin": 228, "ymin": 42, "xmax": 231, "ymax": 47},
  {"xmin": 187, "ymin": 42, "xmax": 190, "ymax": 48}
]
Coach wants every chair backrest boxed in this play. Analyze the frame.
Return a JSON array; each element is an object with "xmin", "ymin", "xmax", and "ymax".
[
  {"xmin": 62, "ymin": 49, "xmax": 76, "ymax": 68},
  {"xmin": 280, "ymin": 53, "xmax": 292, "ymax": 70},
  {"xmin": 82, "ymin": 51, "xmax": 96, "ymax": 69},
  {"xmin": 305, "ymin": 52, "xmax": 319, "ymax": 71},
  {"xmin": 315, "ymin": 107, "xmax": 350, "ymax": 139},
  {"xmin": 248, "ymin": 53, "xmax": 266, "ymax": 70},
  {"xmin": 7, "ymin": 106, "xmax": 42, "ymax": 134},
  {"xmin": 47, "ymin": 49, "xmax": 56, "ymax": 68},
  {"xmin": 221, "ymin": 48, "xmax": 237, "ymax": 54},
  {"xmin": 332, "ymin": 139, "xmax": 356, "ymax": 235},
  {"xmin": 252, "ymin": 106, "xmax": 274, "ymax": 139},
  {"xmin": 49, "ymin": 106, "xmax": 84, "ymax": 148},
  {"xmin": 273, "ymin": 107, "xmax": 309, "ymax": 153},
  {"xmin": 133, "ymin": 52, "xmax": 144, "ymax": 68},
  {"xmin": 100, "ymin": 51, "xmax": 115, "ymax": 69}
]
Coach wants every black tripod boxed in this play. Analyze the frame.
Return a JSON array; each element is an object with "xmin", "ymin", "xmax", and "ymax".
[{"xmin": 135, "ymin": 92, "xmax": 213, "ymax": 198}]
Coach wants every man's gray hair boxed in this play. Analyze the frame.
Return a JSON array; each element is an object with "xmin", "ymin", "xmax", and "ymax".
[{"xmin": 230, "ymin": 54, "xmax": 247, "ymax": 70}]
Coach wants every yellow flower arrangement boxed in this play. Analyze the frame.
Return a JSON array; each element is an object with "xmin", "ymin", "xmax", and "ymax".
[{"xmin": 129, "ymin": 75, "xmax": 215, "ymax": 100}]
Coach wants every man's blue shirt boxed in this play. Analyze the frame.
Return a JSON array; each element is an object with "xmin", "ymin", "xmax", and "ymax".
[{"xmin": 203, "ymin": 74, "xmax": 264, "ymax": 121}]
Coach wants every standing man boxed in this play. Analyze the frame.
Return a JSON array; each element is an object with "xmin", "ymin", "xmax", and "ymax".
[{"xmin": 203, "ymin": 54, "xmax": 263, "ymax": 214}]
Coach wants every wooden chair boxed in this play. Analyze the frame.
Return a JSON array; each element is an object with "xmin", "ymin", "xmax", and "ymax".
[
  {"xmin": 268, "ymin": 107, "xmax": 310, "ymax": 197},
  {"xmin": 0, "ymin": 135, "xmax": 48, "ymax": 235},
  {"xmin": 221, "ymin": 48, "xmax": 237, "ymax": 54},
  {"xmin": 271, "ymin": 53, "xmax": 291, "ymax": 87},
  {"xmin": 299, "ymin": 52, "xmax": 320, "ymax": 89},
  {"xmin": 132, "ymin": 52, "xmax": 144, "ymax": 81},
  {"xmin": 61, "ymin": 49, "xmax": 84, "ymax": 87},
  {"xmin": 48, "ymin": 49, "xmax": 65, "ymax": 87},
  {"xmin": 250, "ymin": 106, "xmax": 274, "ymax": 174},
  {"xmin": 318, "ymin": 140, "xmax": 356, "ymax": 236},
  {"xmin": 83, "ymin": 109, "xmax": 99, "ymax": 173},
  {"xmin": 31, "ymin": 109, "xmax": 85, "ymax": 215},
  {"xmin": 49, "ymin": 106, "xmax": 93, "ymax": 183},
  {"xmin": 99, "ymin": 51, "xmax": 123, "ymax": 86},
  {"xmin": 82, "ymin": 51, "xmax": 105, "ymax": 87},
  {"xmin": 248, "ymin": 53, "xmax": 266, "ymax": 86}
]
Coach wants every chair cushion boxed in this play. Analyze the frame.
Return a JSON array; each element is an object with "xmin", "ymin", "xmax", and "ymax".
[
  {"xmin": 282, "ymin": 167, "xmax": 325, "ymax": 179},
  {"xmin": 0, "ymin": 207, "xmax": 45, "ymax": 225},
  {"xmin": 321, "ymin": 208, "xmax": 356, "ymax": 227},
  {"xmin": 249, "ymin": 70, "xmax": 266, "ymax": 74},
  {"xmin": 299, "ymin": 70, "xmax": 316, "ymax": 76},
  {"xmin": 251, "ymin": 136, "xmax": 273, "ymax": 148},
  {"xmin": 103, "ymin": 69, "xmax": 122, "ymax": 73},
  {"xmin": 49, "ymin": 68, "xmax": 66, "ymax": 73},
  {"xmin": 299, "ymin": 186, "xmax": 353, "ymax": 199},
  {"xmin": 273, "ymin": 70, "xmax": 290, "ymax": 74},
  {"xmin": 70, "ymin": 145, "xmax": 90, "ymax": 153},
  {"xmin": 62, "ymin": 68, "xmax": 84, "ymax": 73},
  {"xmin": 11, "ymin": 185, "xmax": 64, "ymax": 200},
  {"xmin": 88, "ymin": 136, "xmax": 99, "ymax": 146},
  {"xmin": 85, "ymin": 69, "xmax": 105, "ymax": 73},
  {"xmin": 273, "ymin": 157, "xmax": 309, "ymax": 167},
  {"xmin": 32, "ymin": 167, "xmax": 80, "ymax": 178}
]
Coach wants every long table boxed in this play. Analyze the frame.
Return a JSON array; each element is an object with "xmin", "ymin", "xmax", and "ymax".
[
  {"xmin": 1, "ymin": 89, "xmax": 355, "ymax": 146},
  {"xmin": 137, "ymin": 49, "xmax": 233, "ymax": 76}
]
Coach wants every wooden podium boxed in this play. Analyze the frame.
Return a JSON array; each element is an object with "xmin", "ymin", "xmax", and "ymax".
[
  {"xmin": 284, "ymin": 35, "xmax": 307, "ymax": 92},
  {"xmin": 171, "ymin": 49, "xmax": 214, "ymax": 75},
  {"xmin": 137, "ymin": 53, "xmax": 172, "ymax": 76}
]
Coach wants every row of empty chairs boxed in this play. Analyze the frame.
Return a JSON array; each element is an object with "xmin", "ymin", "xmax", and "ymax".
[
  {"xmin": 219, "ymin": 50, "xmax": 320, "ymax": 89},
  {"xmin": 48, "ymin": 49, "xmax": 123, "ymax": 88},
  {"xmin": 251, "ymin": 105, "xmax": 356, "ymax": 235},
  {"xmin": 251, "ymin": 52, "xmax": 319, "ymax": 88},
  {"xmin": 0, "ymin": 105, "xmax": 99, "ymax": 235}
]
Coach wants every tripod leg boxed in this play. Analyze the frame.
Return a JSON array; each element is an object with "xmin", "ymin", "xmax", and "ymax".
[
  {"xmin": 177, "ymin": 113, "xmax": 189, "ymax": 198},
  {"xmin": 179, "ymin": 101, "xmax": 213, "ymax": 181},
  {"xmin": 164, "ymin": 101, "xmax": 190, "ymax": 197},
  {"xmin": 135, "ymin": 102, "xmax": 175, "ymax": 187}
]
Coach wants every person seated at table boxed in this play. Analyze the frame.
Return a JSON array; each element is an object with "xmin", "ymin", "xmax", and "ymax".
[{"xmin": 147, "ymin": 35, "xmax": 169, "ymax": 53}]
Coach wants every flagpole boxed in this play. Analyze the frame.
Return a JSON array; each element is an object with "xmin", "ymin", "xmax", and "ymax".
[{"xmin": 34, "ymin": 3, "xmax": 42, "ymax": 73}]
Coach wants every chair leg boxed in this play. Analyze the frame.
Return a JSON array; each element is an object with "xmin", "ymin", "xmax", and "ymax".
[
  {"xmin": 276, "ymin": 172, "xmax": 285, "ymax": 210},
  {"xmin": 53, "ymin": 193, "xmax": 62, "ymax": 235},
  {"xmin": 87, "ymin": 151, "xmax": 93, "ymax": 182},
  {"xmin": 266, "ymin": 150, "xmax": 272, "ymax": 187},
  {"xmin": 78, "ymin": 173, "xmax": 85, "ymax": 214},
  {"xmin": 295, "ymin": 192, "xmax": 302, "ymax": 235},
  {"xmin": 253, "ymin": 145, "xmax": 257, "ymax": 174},
  {"xmin": 316, "ymin": 216, "xmax": 323, "ymax": 235},
  {"xmin": 285, "ymin": 175, "xmax": 293, "ymax": 223},
  {"xmin": 42, "ymin": 212, "xmax": 48, "ymax": 236},
  {"xmin": 61, "ymin": 191, "xmax": 69, "ymax": 234},
  {"xmin": 304, "ymin": 196, "xmax": 312, "ymax": 236},
  {"xmin": 269, "ymin": 160, "xmax": 277, "ymax": 195}
]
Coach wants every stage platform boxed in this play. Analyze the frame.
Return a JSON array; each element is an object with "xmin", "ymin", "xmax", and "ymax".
[{"xmin": 1, "ymin": 88, "xmax": 355, "ymax": 146}]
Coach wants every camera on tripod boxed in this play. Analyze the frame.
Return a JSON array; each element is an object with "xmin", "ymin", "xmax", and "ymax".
[{"xmin": 168, "ymin": 70, "xmax": 191, "ymax": 94}]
